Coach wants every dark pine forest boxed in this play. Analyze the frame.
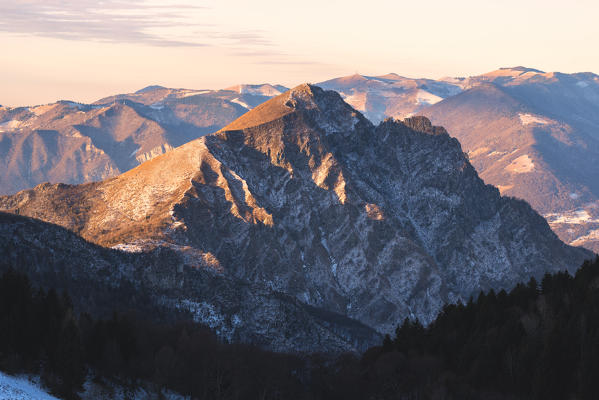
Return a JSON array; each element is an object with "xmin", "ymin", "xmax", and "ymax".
[{"xmin": 2, "ymin": 257, "xmax": 599, "ymax": 399}]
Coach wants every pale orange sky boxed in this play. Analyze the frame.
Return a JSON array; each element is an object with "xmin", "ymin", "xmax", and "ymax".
[{"xmin": 1, "ymin": 0, "xmax": 598, "ymax": 106}]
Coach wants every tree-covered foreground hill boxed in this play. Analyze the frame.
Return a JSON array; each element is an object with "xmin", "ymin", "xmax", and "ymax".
[{"xmin": 1, "ymin": 256, "xmax": 599, "ymax": 399}]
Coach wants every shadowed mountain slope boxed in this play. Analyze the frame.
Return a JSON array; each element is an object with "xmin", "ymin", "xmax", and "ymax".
[{"xmin": 0, "ymin": 212, "xmax": 379, "ymax": 353}]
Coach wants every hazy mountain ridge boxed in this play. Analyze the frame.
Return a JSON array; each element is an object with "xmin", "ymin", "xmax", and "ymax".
[
  {"xmin": 317, "ymin": 73, "xmax": 462, "ymax": 123},
  {"xmin": 1, "ymin": 85, "xmax": 590, "ymax": 349},
  {"xmin": 0, "ymin": 84, "xmax": 287, "ymax": 195},
  {"xmin": 423, "ymin": 67, "xmax": 599, "ymax": 251},
  {"xmin": 4, "ymin": 69, "xmax": 598, "ymax": 251}
]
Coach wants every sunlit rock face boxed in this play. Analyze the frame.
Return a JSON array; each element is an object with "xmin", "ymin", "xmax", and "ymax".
[{"xmin": 0, "ymin": 84, "xmax": 591, "ymax": 351}]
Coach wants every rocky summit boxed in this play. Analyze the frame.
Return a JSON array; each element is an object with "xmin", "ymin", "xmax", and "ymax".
[{"xmin": 0, "ymin": 84, "xmax": 592, "ymax": 351}]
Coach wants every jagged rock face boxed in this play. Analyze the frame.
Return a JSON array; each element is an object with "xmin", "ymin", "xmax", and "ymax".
[
  {"xmin": 0, "ymin": 85, "xmax": 592, "ymax": 348},
  {"xmin": 0, "ymin": 86, "xmax": 285, "ymax": 195},
  {"xmin": 0, "ymin": 212, "xmax": 380, "ymax": 353}
]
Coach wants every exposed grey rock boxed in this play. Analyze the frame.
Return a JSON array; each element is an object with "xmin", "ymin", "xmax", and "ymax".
[{"xmin": 0, "ymin": 212, "xmax": 380, "ymax": 353}]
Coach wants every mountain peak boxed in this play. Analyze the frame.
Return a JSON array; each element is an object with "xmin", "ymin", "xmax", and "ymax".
[
  {"xmin": 219, "ymin": 85, "xmax": 301, "ymax": 131},
  {"xmin": 220, "ymin": 84, "xmax": 367, "ymax": 133},
  {"xmin": 500, "ymin": 66, "xmax": 545, "ymax": 73},
  {"xmin": 135, "ymin": 85, "xmax": 167, "ymax": 94},
  {"xmin": 376, "ymin": 73, "xmax": 402, "ymax": 80},
  {"xmin": 482, "ymin": 67, "xmax": 546, "ymax": 81}
]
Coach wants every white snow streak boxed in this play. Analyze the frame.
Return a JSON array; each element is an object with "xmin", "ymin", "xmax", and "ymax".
[
  {"xmin": 519, "ymin": 113, "xmax": 550, "ymax": 125},
  {"xmin": 231, "ymin": 98, "xmax": 250, "ymax": 109},
  {"xmin": 129, "ymin": 147, "xmax": 141, "ymax": 157}
]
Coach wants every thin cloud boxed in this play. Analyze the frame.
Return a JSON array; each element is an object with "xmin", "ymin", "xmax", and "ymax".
[
  {"xmin": 254, "ymin": 59, "xmax": 331, "ymax": 66},
  {"xmin": 194, "ymin": 29, "xmax": 275, "ymax": 47},
  {"xmin": 0, "ymin": 1, "xmax": 271, "ymax": 47}
]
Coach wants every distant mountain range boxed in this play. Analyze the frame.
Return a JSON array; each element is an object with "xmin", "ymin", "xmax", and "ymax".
[
  {"xmin": 1, "ymin": 67, "xmax": 598, "ymax": 252},
  {"xmin": 317, "ymin": 73, "xmax": 462, "ymax": 123},
  {"xmin": 0, "ymin": 84, "xmax": 287, "ymax": 195},
  {"xmin": 423, "ymin": 68, "xmax": 599, "ymax": 252},
  {"xmin": 1, "ymin": 85, "xmax": 590, "ymax": 351}
]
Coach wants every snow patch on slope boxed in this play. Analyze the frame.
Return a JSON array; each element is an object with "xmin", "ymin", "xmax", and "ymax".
[
  {"xmin": 231, "ymin": 98, "xmax": 250, "ymax": 109},
  {"xmin": 0, "ymin": 120, "xmax": 22, "ymax": 131},
  {"xmin": 545, "ymin": 209, "xmax": 599, "ymax": 224},
  {"xmin": 415, "ymin": 90, "xmax": 443, "ymax": 105},
  {"xmin": 112, "ymin": 243, "xmax": 144, "ymax": 253},
  {"xmin": 505, "ymin": 154, "xmax": 535, "ymax": 173},
  {"xmin": 341, "ymin": 92, "xmax": 367, "ymax": 111},
  {"xmin": 496, "ymin": 184, "xmax": 514, "ymax": 193},
  {"xmin": 519, "ymin": 113, "xmax": 550, "ymax": 125},
  {"xmin": 468, "ymin": 147, "xmax": 490, "ymax": 157},
  {"xmin": 570, "ymin": 229, "xmax": 599, "ymax": 246},
  {"xmin": 178, "ymin": 90, "xmax": 211, "ymax": 98},
  {"xmin": 0, "ymin": 372, "xmax": 58, "ymax": 400},
  {"xmin": 30, "ymin": 104, "xmax": 58, "ymax": 116}
]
